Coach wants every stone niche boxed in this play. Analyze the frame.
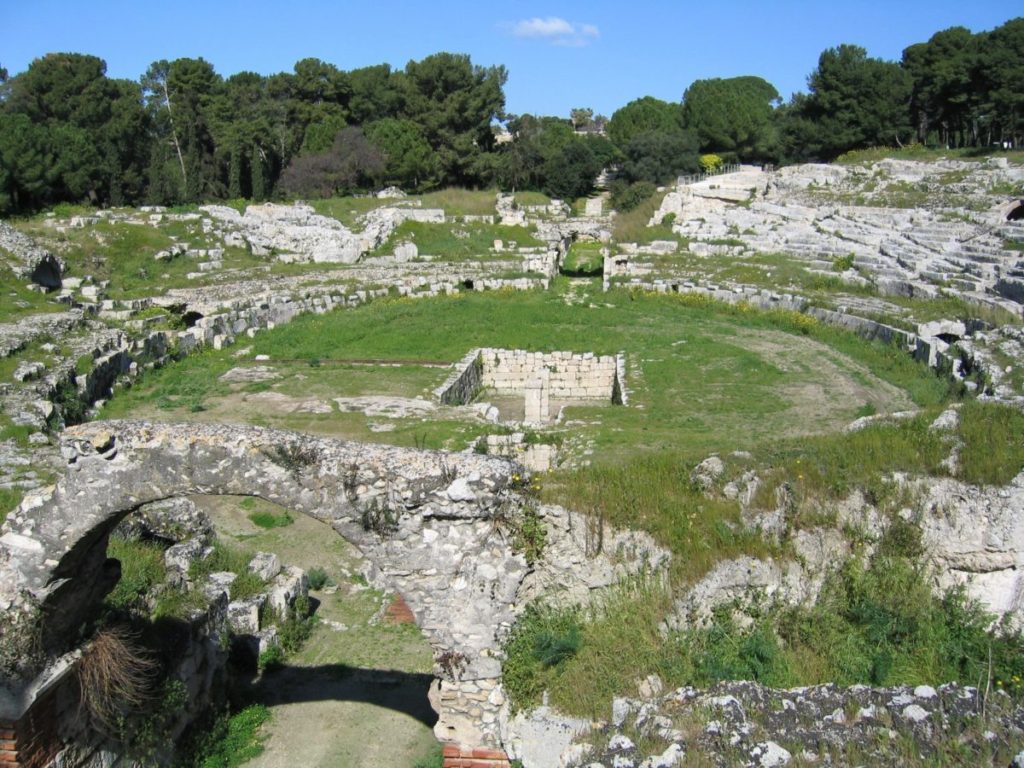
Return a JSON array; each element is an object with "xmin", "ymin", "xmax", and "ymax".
[{"xmin": 434, "ymin": 347, "xmax": 628, "ymax": 424}]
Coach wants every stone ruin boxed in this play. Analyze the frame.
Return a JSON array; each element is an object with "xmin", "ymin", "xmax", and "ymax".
[
  {"xmin": 0, "ymin": 421, "xmax": 665, "ymax": 767},
  {"xmin": 434, "ymin": 348, "xmax": 628, "ymax": 425}
]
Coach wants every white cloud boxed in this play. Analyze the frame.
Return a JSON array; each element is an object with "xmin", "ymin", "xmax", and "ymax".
[{"xmin": 506, "ymin": 16, "xmax": 600, "ymax": 46}]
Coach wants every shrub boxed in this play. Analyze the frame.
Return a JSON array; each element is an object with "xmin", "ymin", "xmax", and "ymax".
[
  {"xmin": 511, "ymin": 503, "xmax": 547, "ymax": 565},
  {"xmin": 685, "ymin": 610, "xmax": 791, "ymax": 687},
  {"xmin": 699, "ymin": 153, "xmax": 724, "ymax": 174},
  {"xmin": 610, "ymin": 180, "xmax": 656, "ymax": 212},
  {"xmin": 832, "ymin": 253, "xmax": 856, "ymax": 272},
  {"xmin": 77, "ymin": 625, "xmax": 159, "ymax": 734},
  {"xmin": 257, "ymin": 644, "xmax": 284, "ymax": 671},
  {"xmin": 306, "ymin": 567, "xmax": 334, "ymax": 590}
]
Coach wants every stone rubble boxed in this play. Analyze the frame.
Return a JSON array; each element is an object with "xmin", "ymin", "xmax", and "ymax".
[{"xmin": 557, "ymin": 679, "xmax": 1024, "ymax": 767}]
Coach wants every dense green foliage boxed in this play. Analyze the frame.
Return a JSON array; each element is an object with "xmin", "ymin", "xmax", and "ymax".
[
  {"xmin": 682, "ymin": 76, "xmax": 780, "ymax": 161},
  {"xmin": 1, "ymin": 16, "xmax": 1020, "ymax": 209}
]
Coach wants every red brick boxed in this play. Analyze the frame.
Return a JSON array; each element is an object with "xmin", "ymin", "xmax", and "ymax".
[
  {"xmin": 0, "ymin": 750, "xmax": 18, "ymax": 763},
  {"xmin": 442, "ymin": 743, "xmax": 462, "ymax": 757},
  {"xmin": 471, "ymin": 747, "xmax": 509, "ymax": 759},
  {"xmin": 385, "ymin": 594, "xmax": 416, "ymax": 624}
]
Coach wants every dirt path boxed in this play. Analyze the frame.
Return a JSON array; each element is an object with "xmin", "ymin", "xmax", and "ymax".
[
  {"xmin": 190, "ymin": 497, "xmax": 440, "ymax": 768},
  {"xmin": 244, "ymin": 667, "xmax": 437, "ymax": 768}
]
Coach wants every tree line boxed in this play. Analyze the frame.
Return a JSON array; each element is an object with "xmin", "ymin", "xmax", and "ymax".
[{"xmin": 0, "ymin": 17, "xmax": 1020, "ymax": 215}]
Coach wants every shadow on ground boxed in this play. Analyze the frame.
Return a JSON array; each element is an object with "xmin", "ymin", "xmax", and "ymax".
[{"xmin": 243, "ymin": 663, "xmax": 438, "ymax": 728}]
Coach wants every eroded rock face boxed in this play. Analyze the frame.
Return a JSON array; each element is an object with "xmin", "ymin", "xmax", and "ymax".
[
  {"xmin": 918, "ymin": 471, "xmax": 1024, "ymax": 624},
  {"xmin": 667, "ymin": 458, "xmax": 1024, "ymax": 634},
  {"xmin": 114, "ymin": 496, "xmax": 212, "ymax": 545},
  {"xmin": 199, "ymin": 202, "xmax": 445, "ymax": 264},
  {"xmin": 0, "ymin": 221, "xmax": 65, "ymax": 288}
]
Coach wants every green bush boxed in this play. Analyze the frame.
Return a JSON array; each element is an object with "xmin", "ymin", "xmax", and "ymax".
[
  {"xmin": 684, "ymin": 611, "xmax": 791, "ymax": 687},
  {"xmin": 610, "ymin": 180, "xmax": 656, "ymax": 212},
  {"xmin": 306, "ymin": 567, "xmax": 334, "ymax": 590},
  {"xmin": 512, "ymin": 504, "xmax": 548, "ymax": 565},
  {"xmin": 832, "ymin": 253, "xmax": 856, "ymax": 272},
  {"xmin": 699, "ymin": 153, "xmax": 724, "ymax": 174},
  {"xmin": 257, "ymin": 644, "xmax": 284, "ymax": 671},
  {"xmin": 775, "ymin": 525, "xmax": 1024, "ymax": 690}
]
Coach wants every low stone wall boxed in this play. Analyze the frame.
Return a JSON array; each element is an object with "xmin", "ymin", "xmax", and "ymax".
[
  {"xmin": 434, "ymin": 348, "xmax": 628, "ymax": 408},
  {"xmin": 482, "ymin": 349, "xmax": 620, "ymax": 400},
  {"xmin": 436, "ymin": 350, "xmax": 483, "ymax": 406},
  {"xmin": 607, "ymin": 277, "xmax": 975, "ymax": 382}
]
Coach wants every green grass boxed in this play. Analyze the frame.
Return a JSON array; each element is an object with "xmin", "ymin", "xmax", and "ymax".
[
  {"xmin": 411, "ymin": 744, "xmax": 444, "ymax": 768},
  {"xmin": 191, "ymin": 704, "xmax": 271, "ymax": 768},
  {"xmin": 561, "ymin": 241, "xmax": 604, "ymax": 276},
  {"xmin": 0, "ymin": 487, "xmax": 23, "ymax": 524},
  {"xmin": 613, "ymin": 189, "xmax": 677, "ymax": 243},
  {"xmin": 249, "ymin": 509, "xmax": 295, "ymax": 529},
  {"xmin": 957, "ymin": 400, "xmax": 1024, "ymax": 485},
  {"xmin": 547, "ymin": 454, "xmax": 772, "ymax": 584},
  {"xmin": 189, "ymin": 541, "xmax": 266, "ymax": 601},
  {"xmin": 371, "ymin": 220, "xmax": 542, "ymax": 259},
  {"xmin": 504, "ymin": 524, "xmax": 1024, "ymax": 718},
  {"xmin": 11, "ymin": 218, "xmax": 268, "ymax": 300},
  {"xmin": 107, "ymin": 284, "xmax": 954, "ymax": 465},
  {"xmin": 101, "ymin": 348, "xmax": 235, "ymax": 417},
  {"xmin": 0, "ymin": 265, "xmax": 64, "ymax": 323},
  {"xmin": 750, "ymin": 400, "xmax": 1024, "ymax": 517},
  {"xmin": 309, "ymin": 196, "xmax": 389, "ymax": 228},
  {"xmin": 835, "ymin": 145, "xmax": 1024, "ymax": 166},
  {"xmin": 408, "ymin": 187, "xmax": 500, "ymax": 216},
  {"xmin": 105, "ymin": 536, "xmax": 168, "ymax": 613}
]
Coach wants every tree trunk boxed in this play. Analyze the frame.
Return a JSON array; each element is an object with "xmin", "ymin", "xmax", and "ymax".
[{"xmin": 161, "ymin": 80, "xmax": 188, "ymax": 192}]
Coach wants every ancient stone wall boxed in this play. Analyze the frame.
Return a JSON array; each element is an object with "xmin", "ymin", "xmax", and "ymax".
[
  {"xmin": 482, "ymin": 349, "xmax": 620, "ymax": 400},
  {"xmin": 434, "ymin": 348, "xmax": 628, "ymax": 408},
  {"xmin": 0, "ymin": 420, "xmax": 667, "ymax": 763},
  {"xmin": 0, "ymin": 421, "xmax": 528, "ymax": 750},
  {"xmin": 436, "ymin": 350, "xmax": 484, "ymax": 406}
]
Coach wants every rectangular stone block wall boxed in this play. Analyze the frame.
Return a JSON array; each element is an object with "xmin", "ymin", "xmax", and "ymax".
[
  {"xmin": 480, "ymin": 349, "xmax": 618, "ymax": 400},
  {"xmin": 434, "ymin": 350, "xmax": 485, "ymax": 405}
]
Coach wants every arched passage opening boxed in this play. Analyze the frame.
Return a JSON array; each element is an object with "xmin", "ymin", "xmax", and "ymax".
[
  {"xmin": 0, "ymin": 420, "xmax": 528, "ymax": 764},
  {"xmin": 1001, "ymin": 199, "xmax": 1024, "ymax": 221},
  {"xmin": 115, "ymin": 491, "xmax": 442, "ymax": 765}
]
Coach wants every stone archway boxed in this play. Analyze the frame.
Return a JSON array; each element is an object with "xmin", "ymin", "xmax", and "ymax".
[{"xmin": 0, "ymin": 420, "xmax": 531, "ymax": 758}]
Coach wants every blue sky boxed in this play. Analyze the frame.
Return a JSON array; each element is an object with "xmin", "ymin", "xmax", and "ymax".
[{"xmin": 1, "ymin": 1, "xmax": 1016, "ymax": 118}]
